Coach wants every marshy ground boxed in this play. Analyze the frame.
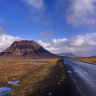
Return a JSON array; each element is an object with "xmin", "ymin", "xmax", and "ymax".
[{"xmin": 0, "ymin": 57, "xmax": 69, "ymax": 96}]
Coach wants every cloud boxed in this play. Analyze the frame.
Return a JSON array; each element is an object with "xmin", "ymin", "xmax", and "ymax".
[
  {"xmin": 24, "ymin": 0, "xmax": 45, "ymax": 10},
  {"xmin": 38, "ymin": 33, "xmax": 96, "ymax": 56},
  {"xmin": 0, "ymin": 18, "xmax": 10, "ymax": 25},
  {"xmin": 40, "ymin": 30, "xmax": 54, "ymax": 36},
  {"xmin": 0, "ymin": 27, "xmax": 22, "ymax": 52},
  {"xmin": 0, "ymin": 18, "xmax": 6, "ymax": 24},
  {"xmin": 66, "ymin": 0, "xmax": 96, "ymax": 27},
  {"xmin": 0, "ymin": 26, "xmax": 5, "ymax": 35}
]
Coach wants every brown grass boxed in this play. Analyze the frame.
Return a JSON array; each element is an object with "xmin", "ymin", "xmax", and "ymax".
[
  {"xmin": 0, "ymin": 57, "xmax": 67, "ymax": 96},
  {"xmin": 0, "ymin": 58, "xmax": 58, "ymax": 86},
  {"xmin": 72, "ymin": 57, "xmax": 96, "ymax": 64}
]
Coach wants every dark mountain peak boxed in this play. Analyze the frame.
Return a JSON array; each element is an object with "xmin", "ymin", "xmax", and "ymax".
[
  {"xmin": 0, "ymin": 40, "xmax": 55, "ymax": 58},
  {"xmin": 12, "ymin": 40, "xmax": 38, "ymax": 44},
  {"xmin": 11, "ymin": 40, "xmax": 40, "ymax": 46},
  {"xmin": 9, "ymin": 40, "xmax": 42, "ymax": 49}
]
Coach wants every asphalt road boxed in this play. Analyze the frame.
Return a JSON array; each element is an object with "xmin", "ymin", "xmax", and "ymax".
[{"xmin": 63, "ymin": 58, "xmax": 96, "ymax": 96}]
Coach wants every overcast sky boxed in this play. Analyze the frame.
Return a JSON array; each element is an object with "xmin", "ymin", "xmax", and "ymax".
[{"xmin": 0, "ymin": 0, "xmax": 96, "ymax": 56}]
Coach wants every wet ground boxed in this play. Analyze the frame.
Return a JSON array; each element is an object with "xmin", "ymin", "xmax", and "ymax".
[{"xmin": 0, "ymin": 80, "xmax": 20, "ymax": 96}]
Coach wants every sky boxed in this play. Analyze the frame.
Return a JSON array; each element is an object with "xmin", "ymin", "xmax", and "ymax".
[{"xmin": 0, "ymin": 0, "xmax": 96, "ymax": 56}]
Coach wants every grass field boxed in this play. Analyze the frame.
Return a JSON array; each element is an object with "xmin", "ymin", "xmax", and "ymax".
[
  {"xmin": 0, "ymin": 57, "xmax": 68, "ymax": 96},
  {"xmin": 72, "ymin": 57, "xmax": 96, "ymax": 64},
  {"xmin": 0, "ymin": 58, "xmax": 50, "ymax": 86}
]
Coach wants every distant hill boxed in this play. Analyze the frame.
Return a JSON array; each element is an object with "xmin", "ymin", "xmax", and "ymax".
[
  {"xmin": 0, "ymin": 40, "xmax": 56, "ymax": 58},
  {"xmin": 90, "ymin": 55, "xmax": 96, "ymax": 58},
  {"xmin": 57, "ymin": 53, "xmax": 76, "ymax": 58}
]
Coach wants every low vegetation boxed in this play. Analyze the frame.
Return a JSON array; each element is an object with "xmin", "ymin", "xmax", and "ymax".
[
  {"xmin": 0, "ymin": 57, "xmax": 45, "ymax": 86},
  {"xmin": 72, "ymin": 57, "xmax": 96, "ymax": 64},
  {"xmin": 0, "ymin": 57, "xmax": 68, "ymax": 96}
]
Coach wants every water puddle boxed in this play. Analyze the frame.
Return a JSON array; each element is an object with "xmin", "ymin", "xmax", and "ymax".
[
  {"xmin": 0, "ymin": 80, "xmax": 20, "ymax": 95},
  {"xmin": 68, "ymin": 70, "xmax": 72, "ymax": 74},
  {"xmin": 0, "ymin": 87, "xmax": 12, "ymax": 96},
  {"xmin": 8, "ymin": 80, "xmax": 20, "ymax": 86}
]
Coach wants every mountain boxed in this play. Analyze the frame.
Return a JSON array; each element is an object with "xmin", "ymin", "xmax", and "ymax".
[
  {"xmin": 90, "ymin": 55, "xmax": 96, "ymax": 57},
  {"xmin": 0, "ymin": 40, "xmax": 56, "ymax": 58},
  {"xmin": 57, "ymin": 53, "xmax": 76, "ymax": 58}
]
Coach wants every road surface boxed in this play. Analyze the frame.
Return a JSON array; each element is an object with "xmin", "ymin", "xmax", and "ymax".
[{"xmin": 63, "ymin": 58, "xmax": 96, "ymax": 96}]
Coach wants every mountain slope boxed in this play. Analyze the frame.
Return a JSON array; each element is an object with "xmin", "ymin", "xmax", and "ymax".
[
  {"xmin": 57, "ymin": 52, "xmax": 76, "ymax": 58},
  {"xmin": 0, "ymin": 40, "xmax": 55, "ymax": 58}
]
